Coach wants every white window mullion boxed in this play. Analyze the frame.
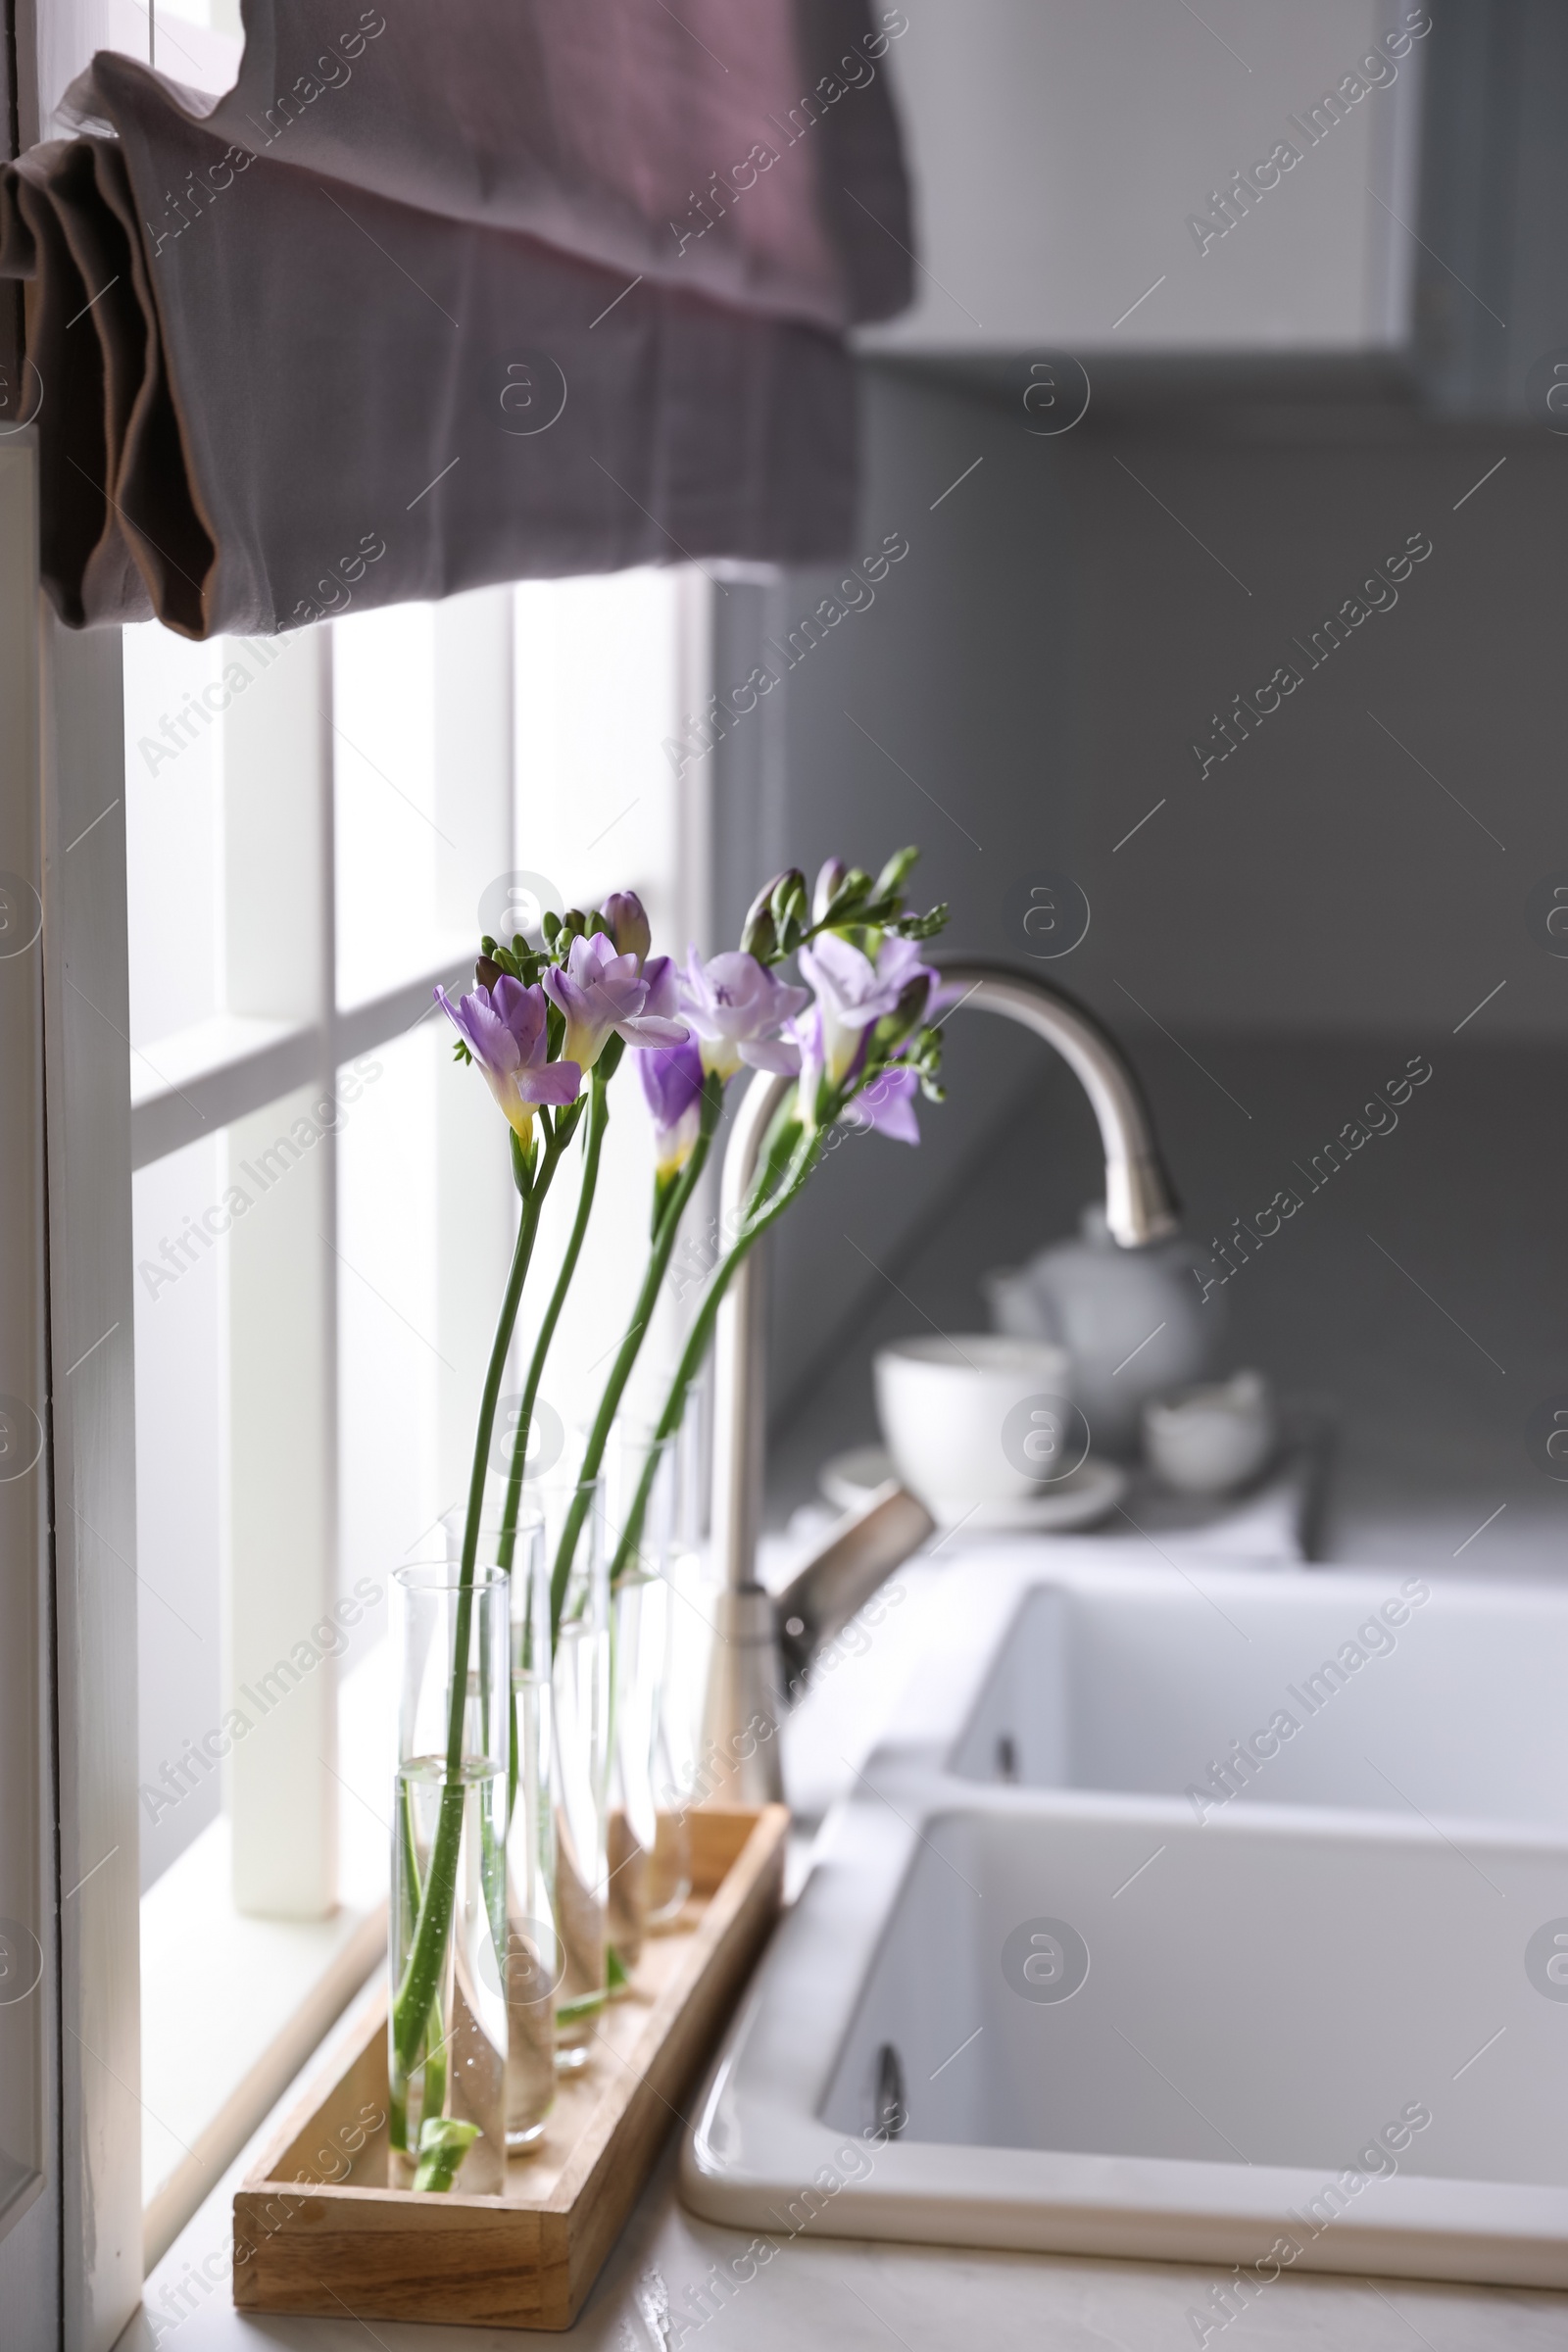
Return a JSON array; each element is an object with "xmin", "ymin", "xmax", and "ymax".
[{"xmin": 674, "ymin": 570, "xmax": 714, "ymax": 958}]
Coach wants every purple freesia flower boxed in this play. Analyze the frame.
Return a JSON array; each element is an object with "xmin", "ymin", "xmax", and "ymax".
[
  {"xmin": 797, "ymin": 932, "xmax": 935, "ymax": 1085},
  {"xmin": 677, "ymin": 948, "xmax": 808, "ymax": 1080},
  {"xmin": 543, "ymin": 932, "xmax": 689, "ymax": 1069},
  {"xmin": 435, "ymin": 976, "xmax": 582, "ymax": 1141},
  {"xmin": 638, "ymin": 1033, "xmax": 706, "ymax": 1177}
]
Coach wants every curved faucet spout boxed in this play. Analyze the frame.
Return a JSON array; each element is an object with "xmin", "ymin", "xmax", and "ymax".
[
  {"xmin": 700, "ymin": 960, "xmax": 1181, "ymax": 1805},
  {"xmin": 927, "ymin": 960, "xmax": 1179, "ymax": 1249}
]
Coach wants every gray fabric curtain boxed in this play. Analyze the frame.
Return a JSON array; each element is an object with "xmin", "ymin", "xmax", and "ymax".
[{"xmin": 0, "ymin": 1, "xmax": 911, "ymax": 636}]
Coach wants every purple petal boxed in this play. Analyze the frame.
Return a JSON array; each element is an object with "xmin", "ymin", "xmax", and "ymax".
[
  {"xmin": 461, "ymin": 989, "xmax": 526, "ymax": 1077},
  {"xmin": 541, "ymin": 962, "xmax": 584, "ymax": 1018},
  {"xmin": 850, "ymin": 1064, "xmax": 921, "ymax": 1146},
  {"xmin": 639, "ymin": 1034, "xmax": 705, "ymax": 1130},
  {"xmin": 488, "ymin": 973, "xmax": 553, "ymax": 1065},
  {"xmin": 490, "ymin": 972, "xmax": 531, "ymax": 1023},
  {"xmin": 521, "ymin": 1060, "xmax": 583, "ymax": 1105},
  {"xmin": 434, "ymin": 984, "xmax": 477, "ymax": 1052},
  {"xmin": 641, "ymin": 955, "xmax": 679, "ymax": 1020},
  {"xmin": 617, "ymin": 1013, "xmax": 691, "ymax": 1049},
  {"xmin": 740, "ymin": 1035, "xmax": 803, "ymax": 1075},
  {"xmin": 569, "ymin": 934, "xmax": 622, "ymax": 986},
  {"xmin": 874, "ymin": 935, "xmax": 935, "ymax": 995},
  {"xmin": 800, "ymin": 930, "xmax": 873, "ymax": 1004}
]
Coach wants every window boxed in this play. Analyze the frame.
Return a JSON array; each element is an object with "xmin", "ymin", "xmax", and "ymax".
[{"xmin": 123, "ymin": 570, "xmax": 710, "ymax": 2258}]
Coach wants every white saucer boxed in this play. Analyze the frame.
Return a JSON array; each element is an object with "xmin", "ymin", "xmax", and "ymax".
[{"xmin": 818, "ymin": 1446, "xmax": 1129, "ymax": 1532}]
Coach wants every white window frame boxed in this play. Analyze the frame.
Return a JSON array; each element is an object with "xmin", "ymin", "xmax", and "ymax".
[
  {"xmin": 0, "ymin": 435, "xmax": 64, "ymax": 2347},
  {"xmin": 3, "ymin": 14, "xmax": 714, "ymax": 2330}
]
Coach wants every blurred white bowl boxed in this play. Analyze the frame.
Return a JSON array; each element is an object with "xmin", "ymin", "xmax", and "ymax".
[
  {"xmin": 982, "ymin": 1204, "xmax": 1218, "ymax": 1459},
  {"xmin": 873, "ymin": 1335, "xmax": 1074, "ymax": 1519},
  {"xmin": 1143, "ymin": 1369, "xmax": 1277, "ymax": 1496}
]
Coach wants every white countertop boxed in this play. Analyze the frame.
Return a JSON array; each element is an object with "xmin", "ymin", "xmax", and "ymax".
[
  {"xmin": 122, "ymin": 2102, "xmax": 1568, "ymax": 2350},
  {"xmin": 122, "ymin": 1539, "xmax": 1568, "ymax": 2349}
]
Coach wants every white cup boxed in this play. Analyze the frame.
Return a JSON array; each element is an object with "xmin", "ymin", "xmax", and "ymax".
[{"xmin": 873, "ymin": 1335, "xmax": 1074, "ymax": 1518}]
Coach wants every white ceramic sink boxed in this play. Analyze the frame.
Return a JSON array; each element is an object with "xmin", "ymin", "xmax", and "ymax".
[
  {"xmin": 682, "ymin": 1550, "xmax": 1568, "ymax": 2288},
  {"xmin": 948, "ymin": 1564, "xmax": 1568, "ymax": 1825}
]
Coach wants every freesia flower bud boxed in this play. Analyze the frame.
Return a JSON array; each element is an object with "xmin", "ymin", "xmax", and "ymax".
[
  {"xmin": 770, "ymin": 870, "xmax": 809, "ymax": 953},
  {"xmin": 602, "ymin": 890, "xmax": 652, "ymax": 964},
  {"xmin": 739, "ymin": 894, "xmax": 777, "ymax": 961},
  {"xmin": 871, "ymin": 845, "xmax": 920, "ymax": 904},
  {"xmin": 812, "ymin": 859, "xmax": 847, "ymax": 924},
  {"xmin": 742, "ymin": 868, "xmax": 804, "ymax": 960}
]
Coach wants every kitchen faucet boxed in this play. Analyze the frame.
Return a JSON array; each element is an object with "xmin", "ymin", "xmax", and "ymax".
[{"xmin": 698, "ymin": 958, "xmax": 1181, "ymax": 1807}]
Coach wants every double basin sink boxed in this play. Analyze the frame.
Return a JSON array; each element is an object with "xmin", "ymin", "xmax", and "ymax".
[{"xmin": 682, "ymin": 1549, "xmax": 1568, "ymax": 2288}]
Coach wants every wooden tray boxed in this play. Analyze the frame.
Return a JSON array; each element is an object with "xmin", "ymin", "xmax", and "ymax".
[{"xmin": 233, "ymin": 1805, "xmax": 788, "ymax": 2329}]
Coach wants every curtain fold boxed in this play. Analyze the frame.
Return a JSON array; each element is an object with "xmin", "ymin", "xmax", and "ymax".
[{"xmin": 1, "ymin": 0, "xmax": 912, "ymax": 635}]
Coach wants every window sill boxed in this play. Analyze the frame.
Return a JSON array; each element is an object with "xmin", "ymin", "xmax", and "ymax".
[{"xmin": 140, "ymin": 1649, "xmax": 390, "ymax": 2268}]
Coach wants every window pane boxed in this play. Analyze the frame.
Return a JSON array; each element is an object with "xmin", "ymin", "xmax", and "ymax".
[
  {"xmin": 131, "ymin": 1133, "xmax": 226, "ymax": 1892},
  {"xmin": 513, "ymin": 568, "xmax": 686, "ymax": 934},
  {"xmin": 333, "ymin": 589, "xmax": 513, "ymax": 1010},
  {"xmin": 333, "ymin": 606, "xmax": 438, "ymax": 1009},
  {"xmin": 338, "ymin": 1018, "xmax": 512, "ymax": 1601},
  {"xmin": 123, "ymin": 619, "xmax": 325, "ymax": 1104},
  {"xmin": 123, "ymin": 621, "xmax": 223, "ymax": 1053},
  {"xmin": 338, "ymin": 1023, "xmax": 441, "ymax": 1586},
  {"xmin": 511, "ymin": 569, "xmax": 698, "ymax": 1432}
]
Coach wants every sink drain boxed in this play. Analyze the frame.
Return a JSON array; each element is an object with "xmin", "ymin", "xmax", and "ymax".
[{"xmin": 874, "ymin": 2042, "xmax": 907, "ymax": 2140}]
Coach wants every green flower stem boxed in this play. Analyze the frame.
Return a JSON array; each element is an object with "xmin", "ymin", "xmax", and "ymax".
[
  {"xmin": 498, "ymin": 1069, "xmax": 610, "ymax": 1826},
  {"xmin": 420, "ymin": 2014, "xmax": 449, "ymax": 2132},
  {"xmin": 610, "ymin": 1123, "xmax": 823, "ymax": 1582},
  {"xmin": 390, "ymin": 1779, "xmax": 435, "ymax": 2153},
  {"xmin": 549, "ymin": 1072, "xmax": 725, "ymax": 1642},
  {"xmin": 498, "ymin": 1064, "xmax": 612, "ymax": 1588},
  {"xmin": 391, "ymin": 1129, "xmax": 556, "ymax": 2080},
  {"xmin": 413, "ymin": 2118, "xmax": 479, "ymax": 2192},
  {"xmin": 751, "ymin": 1108, "xmax": 805, "ymax": 1216}
]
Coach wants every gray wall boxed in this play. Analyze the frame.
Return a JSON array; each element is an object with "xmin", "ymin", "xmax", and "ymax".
[
  {"xmin": 768, "ymin": 1029, "xmax": 1568, "ymax": 1561},
  {"xmin": 712, "ymin": 359, "xmax": 1568, "ymax": 1552}
]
